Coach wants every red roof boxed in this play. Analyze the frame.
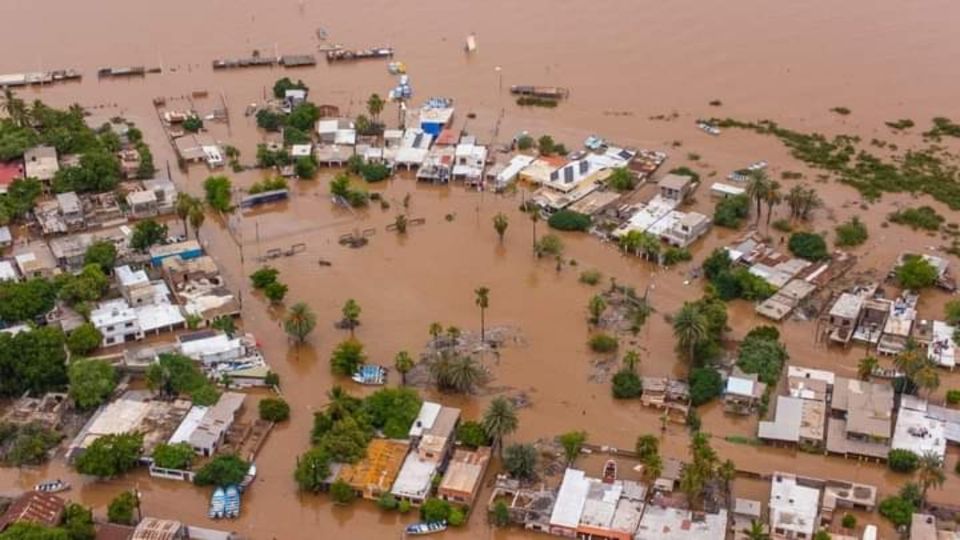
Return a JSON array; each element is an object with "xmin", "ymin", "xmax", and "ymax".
[
  {"xmin": 435, "ymin": 128, "xmax": 460, "ymax": 146},
  {"xmin": 0, "ymin": 491, "xmax": 65, "ymax": 530},
  {"xmin": 0, "ymin": 161, "xmax": 23, "ymax": 187}
]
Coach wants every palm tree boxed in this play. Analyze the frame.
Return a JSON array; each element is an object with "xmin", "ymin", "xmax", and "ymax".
[
  {"xmin": 917, "ymin": 451, "xmax": 946, "ymax": 507},
  {"xmin": 622, "ymin": 351, "xmax": 640, "ymax": 373},
  {"xmin": 325, "ymin": 385, "xmax": 358, "ymax": 421},
  {"xmin": 588, "ymin": 295, "xmax": 607, "ymax": 326},
  {"xmin": 0, "ymin": 88, "xmax": 27, "ymax": 127},
  {"xmin": 718, "ymin": 458, "xmax": 737, "ymax": 497},
  {"xmin": 913, "ymin": 365, "xmax": 941, "ymax": 397},
  {"xmin": 744, "ymin": 520, "xmax": 771, "ymax": 540},
  {"xmin": 529, "ymin": 208, "xmax": 540, "ymax": 255},
  {"xmin": 188, "ymin": 201, "xmax": 205, "ymax": 240},
  {"xmin": 394, "ymin": 214, "xmax": 408, "ymax": 234},
  {"xmin": 857, "ymin": 357, "xmax": 878, "ymax": 381},
  {"xmin": 786, "ymin": 185, "xmax": 823, "ymax": 221},
  {"xmin": 483, "ymin": 396, "xmax": 518, "ymax": 457},
  {"xmin": 672, "ymin": 303, "xmax": 708, "ymax": 365},
  {"xmin": 341, "ymin": 299, "xmax": 361, "ymax": 337},
  {"xmin": 394, "ymin": 351, "xmax": 414, "ymax": 386},
  {"xmin": 366, "ymin": 93, "xmax": 385, "ymax": 121},
  {"xmin": 764, "ymin": 180, "xmax": 782, "ymax": 226},
  {"xmin": 429, "ymin": 351, "xmax": 485, "ymax": 393},
  {"xmin": 428, "ymin": 322, "xmax": 443, "ymax": 347},
  {"xmin": 175, "ymin": 193, "xmax": 194, "ymax": 237},
  {"xmin": 446, "ymin": 326, "xmax": 461, "ymax": 347},
  {"xmin": 745, "ymin": 170, "xmax": 771, "ymax": 225},
  {"xmin": 475, "ymin": 286, "xmax": 490, "ymax": 343},
  {"xmin": 493, "ymin": 212, "xmax": 509, "ymax": 243},
  {"xmin": 284, "ymin": 302, "xmax": 317, "ymax": 344}
]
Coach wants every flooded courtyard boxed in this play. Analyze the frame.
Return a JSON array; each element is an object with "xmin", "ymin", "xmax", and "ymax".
[{"xmin": 2, "ymin": 0, "xmax": 960, "ymax": 538}]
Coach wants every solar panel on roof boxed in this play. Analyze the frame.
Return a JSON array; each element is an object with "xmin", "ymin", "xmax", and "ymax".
[
  {"xmin": 618, "ymin": 150, "xmax": 632, "ymax": 160},
  {"xmin": 550, "ymin": 170, "xmax": 559, "ymax": 182},
  {"xmin": 579, "ymin": 160, "xmax": 589, "ymax": 174},
  {"xmin": 564, "ymin": 167, "xmax": 574, "ymax": 183},
  {"xmin": 413, "ymin": 134, "xmax": 424, "ymax": 147}
]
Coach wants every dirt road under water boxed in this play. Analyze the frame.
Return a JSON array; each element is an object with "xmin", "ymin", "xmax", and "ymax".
[{"xmin": 2, "ymin": 0, "xmax": 960, "ymax": 538}]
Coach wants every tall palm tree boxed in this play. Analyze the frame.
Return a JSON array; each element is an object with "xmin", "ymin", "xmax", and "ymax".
[
  {"xmin": 188, "ymin": 201, "xmax": 205, "ymax": 240},
  {"xmin": 175, "ymin": 193, "xmax": 194, "ymax": 237},
  {"xmin": 483, "ymin": 396, "xmax": 518, "ymax": 458},
  {"xmin": 917, "ymin": 451, "xmax": 946, "ymax": 507},
  {"xmin": 672, "ymin": 303, "xmax": 708, "ymax": 365},
  {"xmin": 428, "ymin": 322, "xmax": 443, "ymax": 347},
  {"xmin": 366, "ymin": 93, "xmax": 384, "ymax": 121},
  {"xmin": 745, "ymin": 170, "xmax": 771, "ymax": 225},
  {"xmin": 1, "ymin": 88, "xmax": 27, "ymax": 127},
  {"xmin": 341, "ymin": 299, "xmax": 361, "ymax": 337},
  {"xmin": 913, "ymin": 365, "xmax": 941, "ymax": 397},
  {"xmin": 394, "ymin": 351, "xmax": 414, "ymax": 386},
  {"xmin": 529, "ymin": 208, "xmax": 540, "ymax": 255},
  {"xmin": 764, "ymin": 180, "xmax": 782, "ymax": 226},
  {"xmin": 857, "ymin": 356, "xmax": 878, "ymax": 381},
  {"xmin": 325, "ymin": 385, "xmax": 359, "ymax": 421},
  {"xmin": 622, "ymin": 351, "xmax": 640, "ymax": 373},
  {"xmin": 744, "ymin": 520, "xmax": 771, "ymax": 540},
  {"xmin": 446, "ymin": 355, "xmax": 485, "ymax": 393},
  {"xmin": 475, "ymin": 286, "xmax": 490, "ymax": 343},
  {"xmin": 284, "ymin": 302, "xmax": 317, "ymax": 344},
  {"xmin": 493, "ymin": 212, "xmax": 509, "ymax": 243}
]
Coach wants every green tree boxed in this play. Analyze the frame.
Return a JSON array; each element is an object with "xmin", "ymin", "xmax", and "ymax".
[
  {"xmin": 211, "ymin": 316, "xmax": 236, "ymax": 338},
  {"xmin": 713, "ymin": 194, "xmax": 751, "ymax": 228},
  {"xmin": 259, "ymin": 397, "xmax": 291, "ymax": 422},
  {"xmin": 330, "ymin": 479, "xmax": 356, "ymax": 505},
  {"xmin": 284, "ymin": 302, "xmax": 317, "ymax": 344},
  {"xmin": 203, "ymin": 175, "xmax": 232, "ymax": 212},
  {"xmin": 475, "ymin": 286, "xmax": 490, "ymax": 343},
  {"xmin": 917, "ymin": 451, "xmax": 946, "ymax": 506},
  {"xmin": 264, "ymin": 281, "xmax": 288, "ymax": 303},
  {"xmin": 66, "ymin": 324, "xmax": 102, "ymax": 357},
  {"xmin": 457, "ymin": 420, "xmax": 491, "ymax": 448},
  {"xmin": 605, "ymin": 167, "xmax": 635, "ymax": 192},
  {"xmin": 174, "ymin": 193, "xmax": 195, "ymax": 237},
  {"xmin": 558, "ymin": 431, "xmax": 587, "ymax": 465},
  {"xmin": 187, "ymin": 202, "xmax": 205, "ymax": 240},
  {"xmin": 67, "ymin": 358, "xmax": 115, "ymax": 410},
  {"xmin": 493, "ymin": 212, "xmax": 509, "ymax": 243},
  {"xmin": 430, "ymin": 351, "xmax": 486, "ymax": 393},
  {"xmin": 887, "ymin": 449, "xmax": 919, "ymax": 473},
  {"xmin": 366, "ymin": 93, "xmax": 385, "ymax": 121},
  {"xmin": 331, "ymin": 339, "xmax": 366, "ymax": 376},
  {"xmin": 250, "ymin": 266, "xmax": 279, "ymax": 289},
  {"xmin": 673, "ymin": 303, "xmax": 709, "ymax": 365},
  {"xmin": 107, "ymin": 491, "xmax": 137, "ymax": 525},
  {"xmin": 878, "ymin": 496, "xmax": 915, "ymax": 528},
  {"xmin": 194, "ymin": 454, "xmax": 250, "ymax": 486},
  {"xmin": 547, "ymin": 210, "xmax": 591, "ymax": 232},
  {"xmin": 151, "ymin": 442, "xmax": 195, "ymax": 470},
  {"xmin": 83, "ymin": 241, "xmax": 116, "ymax": 273},
  {"xmin": 272, "ymin": 77, "xmax": 308, "ymax": 99},
  {"xmin": 491, "ymin": 500, "xmax": 510, "ymax": 527},
  {"xmin": 0, "ymin": 523, "xmax": 69, "ymax": 540},
  {"xmin": 745, "ymin": 170, "xmax": 771, "ymax": 224},
  {"xmin": 896, "ymin": 255, "xmax": 939, "ymax": 289},
  {"xmin": 362, "ymin": 387, "xmax": 422, "ymax": 438},
  {"xmin": 482, "ymin": 397, "xmax": 518, "ymax": 457},
  {"xmin": 421, "ymin": 498, "xmax": 452, "ymax": 522},
  {"xmin": 130, "ymin": 219, "xmax": 168, "ymax": 251},
  {"xmin": 62, "ymin": 503, "xmax": 95, "ymax": 540},
  {"xmin": 503, "ymin": 443, "xmax": 538, "ymax": 480},
  {"xmin": 857, "ymin": 356, "xmax": 878, "ymax": 381},
  {"xmin": 74, "ymin": 432, "xmax": 143, "ymax": 478},
  {"xmin": 0, "ymin": 327, "xmax": 67, "ymax": 397},
  {"xmin": 341, "ymin": 299, "xmax": 361, "ymax": 337},
  {"xmin": 287, "ymin": 102, "xmax": 320, "ymax": 132},
  {"xmin": 743, "ymin": 520, "xmax": 770, "ymax": 540},
  {"xmin": 788, "ymin": 232, "xmax": 829, "ymax": 261},
  {"xmin": 688, "ymin": 367, "xmax": 724, "ymax": 405},
  {"xmin": 394, "ymin": 351, "xmax": 414, "ymax": 385},
  {"xmin": 294, "ymin": 447, "xmax": 331, "ymax": 492},
  {"xmin": 588, "ymin": 295, "xmax": 607, "ymax": 326},
  {"xmin": 5, "ymin": 424, "xmax": 61, "ymax": 466},
  {"xmin": 611, "ymin": 369, "xmax": 642, "ymax": 399},
  {"xmin": 835, "ymin": 217, "xmax": 869, "ymax": 247},
  {"xmin": 182, "ymin": 116, "xmax": 202, "ymax": 133}
]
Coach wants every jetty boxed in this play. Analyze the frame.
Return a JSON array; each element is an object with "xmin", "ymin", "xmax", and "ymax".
[
  {"xmin": 509, "ymin": 85, "xmax": 570, "ymax": 99},
  {"xmin": 0, "ymin": 70, "xmax": 81, "ymax": 87},
  {"xmin": 279, "ymin": 55, "xmax": 317, "ymax": 67},
  {"xmin": 212, "ymin": 56, "xmax": 278, "ymax": 70},
  {"xmin": 326, "ymin": 47, "xmax": 394, "ymax": 62}
]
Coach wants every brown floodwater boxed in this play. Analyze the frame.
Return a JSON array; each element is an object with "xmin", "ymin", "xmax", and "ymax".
[{"xmin": 2, "ymin": 0, "xmax": 960, "ymax": 538}]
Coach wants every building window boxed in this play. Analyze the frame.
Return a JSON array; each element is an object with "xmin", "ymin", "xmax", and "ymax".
[{"xmin": 106, "ymin": 326, "xmax": 114, "ymax": 332}]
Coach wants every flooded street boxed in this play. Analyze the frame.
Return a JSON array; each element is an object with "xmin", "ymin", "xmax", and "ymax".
[{"xmin": 2, "ymin": 0, "xmax": 960, "ymax": 538}]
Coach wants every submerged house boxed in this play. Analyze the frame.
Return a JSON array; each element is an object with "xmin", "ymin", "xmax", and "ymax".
[
  {"xmin": 392, "ymin": 402, "xmax": 461, "ymax": 505},
  {"xmin": 825, "ymin": 377, "xmax": 893, "ymax": 460},
  {"xmin": 438, "ymin": 447, "xmax": 491, "ymax": 507},
  {"xmin": 769, "ymin": 473, "xmax": 820, "ymax": 540},
  {"xmin": 724, "ymin": 371, "xmax": 767, "ymax": 415}
]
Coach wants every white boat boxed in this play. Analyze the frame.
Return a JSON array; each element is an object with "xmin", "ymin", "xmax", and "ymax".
[
  {"xmin": 697, "ymin": 121, "xmax": 721, "ymax": 136},
  {"xmin": 224, "ymin": 485, "xmax": 240, "ymax": 519},
  {"xmin": 34, "ymin": 479, "xmax": 70, "ymax": 493},
  {"xmin": 240, "ymin": 463, "xmax": 257, "ymax": 490},
  {"xmin": 405, "ymin": 521, "xmax": 447, "ymax": 536},
  {"xmin": 465, "ymin": 33, "xmax": 477, "ymax": 53},
  {"xmin": 747, "ymin": 160, "xmax": 768, "ymax": 171},
  {"xmin": 209, "ymin": 487, "xmax": 226, "ymax": 519},
  {"xmin": 352, "ymin": 364, "xmax": 387, "ymax": 385}
]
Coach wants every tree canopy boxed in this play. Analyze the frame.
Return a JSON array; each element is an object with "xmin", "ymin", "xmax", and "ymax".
[
  {"xmin": 74, "ymin": 432, "xmax": 143, "ymax": 478},
  {"xmin": 67, "ymin": 358, "xmax": 115, "ymax": 410},
  {"xmin": 0, "ymin": 326, "xmax": 67, "ymax": 398},
  {"xmin": 194, "ymin": 454, "xmax": 250, "ymax": 487}
]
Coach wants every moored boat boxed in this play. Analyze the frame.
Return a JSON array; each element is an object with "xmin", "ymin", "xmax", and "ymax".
[
  {"xmin": 224, "ymin": 485, "xmax": 241, "ymax": 519},
  {"xmin": 209, "ymin": 487, "xmax": 226, "ymax": 519},
  {"xmin": 34, "ymin": 479, "xmax": 70, "ymax": 493},
  {"xmin": 352, "ymin": 364, "xmax": 387, "ymax": 385},
  {"xmin": 602, "ymin": 459, "xmax": 617, "ymax": 484},
  {"xmin": 240, "ymin": 463, "xmax": 257, "ymax": 491},
  {"xmin": 405, "ymin": 521, "xmax": 447, "ymax": 536}
]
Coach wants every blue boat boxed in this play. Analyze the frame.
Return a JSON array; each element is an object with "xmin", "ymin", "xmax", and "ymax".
[
  {"xmin": 351, "ymin": 364, "xmax": 387, "ymax": 385},
  {"xmin": 208, "ymin": 487, "xmax": 226, "ymax": 519},
  {"xmin": 224, "ymin": 485, "xmax": 241, "ymax": 519}
]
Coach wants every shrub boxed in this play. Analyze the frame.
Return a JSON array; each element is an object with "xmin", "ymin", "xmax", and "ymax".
[
  {"xmin": 107, "ymin": 491, "xmax": 137, "ymax": 525},
  {"xmin": 259, "ymin": 398, "xmax": 291, "ymax": 422},
  {"xmin": 516, "ymin": 135, "xmax": 534, "ymax": 151},
  {"xmin": 448, "ymin": 507, "xmax": 466, "ymax": 527},
  {"xmin": 605, "ymin": 168, "xmax": 635, "ymax": 192},
  {"xmin": 889, "ymin": 206, "xmax": 944, "ymax": 231},
  {"xmin": 579, "ymin": 270, "xmax": 602, "ymax": 286},
  {"xmin": 714, "ymin": 194, "xmax": 750, "ymax": 228},
  {"xmin": 377, "ymin": 493, "xmax": 399, "ymax": 511},
  {"xmin": 588, "ymin": 334, "xmax": 618, "ymax": 353},
  {"xmin": 421, "ymin": 498, "xmax": 452, "ymax": 522},
  {"xmin": 662, "ymin": 247, "xmax": 692, "ymax": 266},
  {"xmin": 688, "ymin": 367, "xmax": 723, "ymax": 406},
  {"xmin": 330, "ymin": 479, "xmax": 355, "ymax": 505},
  {"xmin": 503, "ymin": 444, "xmax": 538, "ymax": 480},
  {"xmin": 547, "ymin": 210, "xmax": 591, "ymax": 232},
  {"xmin": 947, "ymin": 390, "xmax": 960, "ymax": 405},
  {"xmin": 611, "ymin": 369, "xmax": 642, "ymax": 399},
  {"xmin": 456, "ymin": 420, "xmax": 491, "ymax": 448},
  {"xmin": 264, "ymin": 281, "xmax": 288, "ymax": 303},
  {"xmin": 151, "ymin": 442, "xmax": 195, "ymax": 470},
  {"xmin": 896, "ymin": 255, "xmax": 939, "ymax": 289},
  {"xmin": 194, "ymin": 454, "xmax": 250, "ymax": 486},
  {"xmin": 878, "ymin": 496, "xmax": 915, "ymax": 528},
  {"xmin": 841, "ymin": 514, "xmax": 857, "ymax": 529},
  {"xmin": 788, "ymin": 232, "xmax": 829, "ymax": 261},
  {"xmin": 772, "ymin": 219, "xmax": 793, "ymax": 233},
  {"xmin": 887, "ymin": 449, "xmax": 919, "ymax": 472},
  {"xmin": 398, "ymin": 499, "xmax": 412, "ymax": 514},
  {"xmin": 835, "ymin": 217, "xmax": 868, "ymax": 247},
  {"xmin": 360, "ymin": 162, "xmax": 391, "ymax": 182},
  {"xmin": 250, "ymin": 267, "xmax": 279, "ymax": 289}
]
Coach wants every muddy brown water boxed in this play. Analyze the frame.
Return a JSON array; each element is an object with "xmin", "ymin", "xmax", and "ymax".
[{"xmin": 2, "ymin": 0, "xmax": 960, "ymax": 538}]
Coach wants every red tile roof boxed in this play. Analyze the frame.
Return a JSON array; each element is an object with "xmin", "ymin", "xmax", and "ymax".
[
  {"xmin": 0, "ymin": 161, "xmax": 23, "ymax": 187},
  {"xmin": 0, "ymin": 491, "xmax": 65, "ymax": 531}
]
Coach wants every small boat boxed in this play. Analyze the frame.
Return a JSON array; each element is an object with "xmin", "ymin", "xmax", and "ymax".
[
  {"xmin": 602, "ymin": 459, "xmax": 617, "ymax": 484},
  {"xmin": 352, "ymin": 364, "xmax": 387, "ymax": 385},
  {"xmin": 405, "ymin": 521, "xmax": 447, "ymax": 536},
  {"xmin": 465, "ymin": 33, "xmax": 477, "ymax": 53},
  {"xmin": 240, "ymin": 464, "xmax": 257, "ymax": 491},
  {"xmin": 697, "ymin": 121, "xmax": 721, "ymax": 136},
  {"xmin": 209, "ymin": 487, "xmax": 226, "ymax": 519},
  {"xmin": 747, "ymin": 160, "xmax": 769, "ymax": 171},
  {"xmin": 224, "ymin": 485, "xmax": 241, "ymax": 519},
  {"xmin": 34, "ymin": 479, "xmax": 70, "ymax": 493}
]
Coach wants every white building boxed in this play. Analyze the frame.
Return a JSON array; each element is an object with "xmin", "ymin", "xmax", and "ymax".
[
  {"xmin": 892, "ymin": 404, "xmax": 947, "ymax": 461},
  {"xmin": 452, "ymin": 142, "xmax": 487, "ymax": 185},
  {"xmin": 769, "ymin": 472, "xmax": 820, "ymax": 539},
  {"xmin": 0, "ymin": 260, "xmax": 19, "ymax": 282},
  {"xmin": 91, "ymin": 299, "xmax": 142, "ymax": 347},
  {"xmin": 928, "ymin": 321, "xmax": 957, "ymax": 369},
  {"xmin": 177, "ymin": 332, "xmax": 246, "ymax": 365}
]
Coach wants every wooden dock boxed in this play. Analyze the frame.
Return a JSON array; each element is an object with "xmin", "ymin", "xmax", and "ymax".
[
  {"xmin": 326, "ymin": 47, "xmax": 393, "ymax": 62},
  {"xmin": 509, "ymin": 85, "xmax": 570, "ymax": 100},
  {"xmin": 97, "ymin": 66, "xmax": 151, "ymax": 78},
  {"xmin": 0, "ymin": 69, "xmax": 81, "ymax": 87},
  {"xmin": 212, "ymin": 57, "xmax": 278, "ymax": 70}
]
